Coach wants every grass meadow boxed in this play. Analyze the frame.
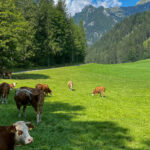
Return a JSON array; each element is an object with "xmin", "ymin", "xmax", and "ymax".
[{"xmin": 1, "ymin": 59, "xmax": 150, "ymax": 150}]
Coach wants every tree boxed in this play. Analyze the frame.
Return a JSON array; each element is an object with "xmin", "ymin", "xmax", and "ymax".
[{"xmin": 0, "ymin": 0, "xmax": 33, "ymax": 68}]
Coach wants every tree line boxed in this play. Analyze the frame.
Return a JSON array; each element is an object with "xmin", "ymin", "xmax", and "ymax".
[
  {"xmin": 85, "ymin": 11, "xmax": 150, "ymax": 64},
  {"xmin": 0, "ymin": 0, "xmax": 87, "ymax": 69}
]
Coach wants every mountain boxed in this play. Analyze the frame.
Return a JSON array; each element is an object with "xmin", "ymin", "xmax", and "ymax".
[
  {"xmin": 136, "ymin": 0, "xmax": 150, "ymax": 5},
  {"xmin": 73, "ymin": 2, "xmax": 150, "ymax": 45},
  {"xmin": 85, "ymin": 11, "xmax": 150, "ymax": 64}
]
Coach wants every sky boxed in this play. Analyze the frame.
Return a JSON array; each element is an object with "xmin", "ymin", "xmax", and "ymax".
[{"xmin": 54, "ymin": 0, "xmax": 140, "ymax": 16}]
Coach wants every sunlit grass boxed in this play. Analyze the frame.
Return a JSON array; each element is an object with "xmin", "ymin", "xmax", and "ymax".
[{"xmin": 1, "ymin": 60, "xmax": 150, "ymax": 150}]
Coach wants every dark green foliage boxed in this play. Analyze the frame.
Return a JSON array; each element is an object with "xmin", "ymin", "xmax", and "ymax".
[
  {"xmin": 0, "ymin": 0, "xmax": 33, "ymax": 69},
  {"xmin": 85, "ymin": 11, "xmax": 150, "ymax": 64},
  {"xmin": 0, "ymin": 0, "xmax": 87, "ymax": 69}
]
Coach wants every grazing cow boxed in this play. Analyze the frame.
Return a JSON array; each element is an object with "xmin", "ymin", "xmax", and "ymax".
[
  {"xmin": 14, "ymin": 87, "xmax": 44, "ymax": 124},
  {"xmin": 9, "ymin": 83, "xmax": 16, "ymax": 89},
  {"xmin": 0, "ymin": 82, "xmax": 10, "ymax": 104},
  {"xmin": 67, "ymin": 81, "xmax": 73, "ymax": 91},
  {"xmin": 0, "ymin": 121, "xmax": 34, "ymax": 150},
  {"xmin": 4, "ymin": 72, "xmax": 12, "ymax": 79},
  {"xmin": 92, "ymin": 86, "xmax": 106, "ymax": 97},
  {"xmin": 36, "ymin": 84, "xmax": 52, "ymax": 96}
]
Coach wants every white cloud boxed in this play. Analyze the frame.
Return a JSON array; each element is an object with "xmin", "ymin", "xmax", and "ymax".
[{"xmin": 54, "ymin": 0, "xmax": 122, "ymax": 16}]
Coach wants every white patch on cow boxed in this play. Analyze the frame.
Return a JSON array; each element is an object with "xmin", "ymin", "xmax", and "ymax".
[
  {"xmin": 13, "ymin": 121, "xmax": 33, "ymax": 145},
  {"xmin": 13, "ymin": 83, "xmax": 16, "ymax": 87},
  {"xmin": 37, "ymin": 114, "xmax": 40, "ymax": 124},
  {"xmin": 16, "ymin": 89, "xmax": 32, "ymax": 99}
]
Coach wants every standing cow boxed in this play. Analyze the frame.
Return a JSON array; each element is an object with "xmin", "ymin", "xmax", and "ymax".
[
  {"xmin": 14, "ymin": 87, "xmax": 44, "ymax": 124},
  {"xmin": 92, "ymin": 86, "xmax": 106, "ymax": 98},
  {"xmin": 0, "ymin": 121, "xmax": 34, "ymax": 150},
  {"xmin": 0, "ymin": 82, "xmax": 10, "ymax": 104},
  {"xmin": 0, "ymin": 82, "xmax": 16, "ymax": 104},
  {"xmin": 67, "ymin": 81, "xmax": 73, "ymax": 91}
]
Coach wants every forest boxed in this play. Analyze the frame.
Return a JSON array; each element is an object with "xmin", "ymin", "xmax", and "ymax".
[
  {"xmin": 0, "ymin": 0, "xmax": 87, "ymax": 69},
  {"xmin": 85, "ymin": 11, "xmax": 150, "ymax": 64}
]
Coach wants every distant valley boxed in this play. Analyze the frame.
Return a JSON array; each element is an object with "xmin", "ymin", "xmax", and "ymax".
[{"xmin": 73, "ymin": 1, "xmax": 150, "ymax": 45}]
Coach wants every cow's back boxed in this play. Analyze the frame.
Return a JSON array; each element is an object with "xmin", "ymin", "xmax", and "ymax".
[{"xmin": 15, "ymin": 87, "xmax": 44, "ymax": 106}]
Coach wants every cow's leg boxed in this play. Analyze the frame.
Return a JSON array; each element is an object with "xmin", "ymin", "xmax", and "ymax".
[
  {"xmin": 36, "ymin": 113, "xmax": 40, "ymax": 124},
  {"xmin": 39, "ymin": 113, "xmax": 42, "ymax": 122},
  {"xmin": 17, "ymin": 104, "xmax": 22, "ymax": 117},
  {"xmin": 101, "ymin": 91, "xmax": 104, "ymax": 98},
  {"xmin": 23, "ymin": 106, "xmax": 27, "ymax": 117},
  {"xmin": 0, "ymin": 97, "xmax": 2, "ymax": 104},
  {"xmin": 5, "ymin": 95, "xmax": 8, "ymax": 104},
  {"xmin": 1, "ymin": 96, "xmax": 4, "ymax": 104}
]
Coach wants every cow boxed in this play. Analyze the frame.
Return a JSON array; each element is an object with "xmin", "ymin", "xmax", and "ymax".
[
  {"xmin": 4, "ymin": 72, "xmax": 12, "ymax": 79},
  {"xmin": 0, "ymin": 82, "xmax": 10, "ymax": 104},
  {"xmin": 92, "ymin": 86, "xmax": 106, "ymax": 98},
  {"xmin": 0, "ymin": 121, "xmax": 34, "ymax": 150},
  {"xmin": 0, "ymin": 71, "xmax": 4, "ymax": 78},
  {"xmin": 9, "ymin": 83, "xmax": 16, "ymax": 89},
  {"xmin": 67, "ymin": 81, "xmax": 73, "ymax": 91},
  {"xmin": 14, "ymin": 87, "xmax": 45, "ymax": 124},
  {"xmin": 35, "ymin": 84, "xmax": 52, "ymax": 96}
]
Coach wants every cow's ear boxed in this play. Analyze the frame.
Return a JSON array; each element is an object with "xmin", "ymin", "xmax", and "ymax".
[
  {"xmin": 8, "ymin": 125, "xmax": 16, "ymax": 133},
  {"xmin": 26, "ymin": 122, "xmax": 34, "ymax": 131}
]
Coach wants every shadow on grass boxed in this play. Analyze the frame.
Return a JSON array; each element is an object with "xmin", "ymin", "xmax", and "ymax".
[
  {"xmin": 12, "ymin": 73, "xmax": 50, "ymax": 80},
  {"xmin": 0, "ymin": 99, "xmax": 143, "ymax": 150},
  {"xmin": 142, "ymin": 140, "xmax": 150, "ymax": 150}
]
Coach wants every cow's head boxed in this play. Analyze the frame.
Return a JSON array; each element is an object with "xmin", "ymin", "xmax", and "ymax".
[
  {"xmin": 92, "ymin": 90, "xmax": 95, "ymax": 96},
  {"xmin": 48, "ymin": 88, "xmax": 52, "ymax": 95},
  {"xmin": 13, "ymin": 121, "xmax": 34, "ymax": 145}
]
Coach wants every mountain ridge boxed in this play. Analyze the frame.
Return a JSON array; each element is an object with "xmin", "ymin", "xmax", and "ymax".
[
  {"xmin": 85, "ymin": 11, "xmax": 150, "ymax": 64},
  {"xmin": 73, "ymin": 2, "xmax": 150, "ymax": 45}
]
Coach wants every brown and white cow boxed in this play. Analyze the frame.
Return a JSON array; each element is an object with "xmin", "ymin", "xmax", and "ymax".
[
  {"xmin": 14, "ymin": 87, "xmax": 44, "ymax": 124},
  {"xmin": 92, "ymin": 86, "xmax": 106, "ymax": 97},
  {"xmin": 67, "ymin": 81, "xmax": 73, "ymax": 91},
  {"xmin": 36, "ymin": 84, "xmax": 52, "ymax": 96},
  {"xmin": 0, "ymin": 82, "xmax": 10, "ymax": 104},
  {"xmin": 9, "ymin": 83, "xmax": 16, "ymax": 89},
  {"xmin": 0, "ymin": 121, "xmax": 34, "ymax": 150}
]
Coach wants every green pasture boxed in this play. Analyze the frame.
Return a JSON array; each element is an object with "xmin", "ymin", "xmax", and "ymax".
[{"xmin": 1, "ymin": 59, "xmax": 150, "ymax": 150}]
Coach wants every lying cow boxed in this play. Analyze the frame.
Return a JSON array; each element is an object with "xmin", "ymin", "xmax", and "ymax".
[
  {"xmin": 4, "ymin": 72, "xmax": 12, "ymax": 79},
  {"xmin": 67, "ymin": 81, "xmax": 73, "ymax": 91},
  {"xmin": 0, "ymin": 121, "xmax": 34, "ymax": 150},
  {"xmin": 35, "ymin": 84, "xmax": 52, "ymax": 96},
  {"xmin": 14, "ymin": 87, "xmax": 44, "ymax": 124},
  {"xmin": 92, "ymin": 86, "xmax": 106, "ymax": 97}
]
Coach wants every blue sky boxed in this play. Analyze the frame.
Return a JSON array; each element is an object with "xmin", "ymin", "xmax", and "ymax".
[
  {"xmin": 54, "ymin": 0, "xmax": 141, "ymax": 15},
  {"xmin": 119, "ymin": 0, "xmax": 139, "ymax": 7}
]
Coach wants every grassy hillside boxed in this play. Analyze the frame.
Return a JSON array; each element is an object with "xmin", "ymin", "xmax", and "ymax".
[{"xmin": 1, "ymin": 60, "xmax": 150, "ymax": 150}]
